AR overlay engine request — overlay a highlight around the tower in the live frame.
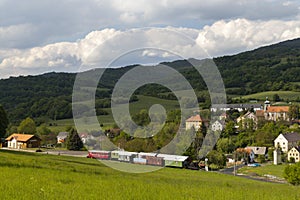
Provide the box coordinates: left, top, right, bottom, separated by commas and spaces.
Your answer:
264, 97, 270, 111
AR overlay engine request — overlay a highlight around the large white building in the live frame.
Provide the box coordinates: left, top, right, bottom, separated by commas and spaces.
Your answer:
274, 132, 300, 153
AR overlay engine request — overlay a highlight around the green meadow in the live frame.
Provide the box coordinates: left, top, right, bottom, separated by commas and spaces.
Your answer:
0, 150, 300, 200
235, 91, 300, 101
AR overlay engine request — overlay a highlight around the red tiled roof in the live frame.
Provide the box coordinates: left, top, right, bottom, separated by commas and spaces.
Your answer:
267, 106, 289, 113
186, 114, 203, 122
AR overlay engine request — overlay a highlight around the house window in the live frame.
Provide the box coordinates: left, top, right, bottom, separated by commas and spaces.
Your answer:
297, 157, 299, 160
283, 142, 285, 145
290, 153, 292, 156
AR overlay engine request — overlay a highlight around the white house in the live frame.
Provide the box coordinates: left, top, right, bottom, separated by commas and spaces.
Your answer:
57, 132, 68, 144
237, 111, 258, 129
274, 132, 300, 153
211, 120, 224, 131
288, 146, 300, 162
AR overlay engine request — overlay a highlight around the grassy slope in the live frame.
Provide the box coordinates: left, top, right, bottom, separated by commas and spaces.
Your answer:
235, 91, 300, 101
0, 150, 299, 200
48, 95, 180, 132
238, 164, 287, 179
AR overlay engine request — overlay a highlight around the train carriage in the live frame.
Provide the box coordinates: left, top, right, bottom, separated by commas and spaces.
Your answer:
158, 154, 188, 168
87, 150, 111, 160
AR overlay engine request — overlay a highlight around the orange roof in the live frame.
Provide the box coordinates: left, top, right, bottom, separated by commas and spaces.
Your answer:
255, 110, 265, 117
186, 114, 203, 122
5, 133, 35, 142
267, 106, 289, 113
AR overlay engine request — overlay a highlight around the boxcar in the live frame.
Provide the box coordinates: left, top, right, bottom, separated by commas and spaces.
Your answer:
145, 156, 164, 166
87, 150, 111, 160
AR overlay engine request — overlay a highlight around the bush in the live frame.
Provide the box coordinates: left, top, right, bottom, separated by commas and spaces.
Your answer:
257, 155, 266, 163
206, 150, 226, 169
283, 162, 300, 185
209, 164, 220, 171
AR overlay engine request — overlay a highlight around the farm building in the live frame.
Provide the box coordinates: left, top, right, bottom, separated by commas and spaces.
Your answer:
6, 133, 41, 149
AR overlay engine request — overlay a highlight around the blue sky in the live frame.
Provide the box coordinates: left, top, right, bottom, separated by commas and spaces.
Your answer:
0, 0, 299, 78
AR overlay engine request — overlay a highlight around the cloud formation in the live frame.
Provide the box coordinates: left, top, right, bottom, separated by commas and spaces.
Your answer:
0, 0, 299, 49
1, 18, 299, 78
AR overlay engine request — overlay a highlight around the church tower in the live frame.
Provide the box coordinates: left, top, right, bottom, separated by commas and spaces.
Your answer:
264, 97, 270, 111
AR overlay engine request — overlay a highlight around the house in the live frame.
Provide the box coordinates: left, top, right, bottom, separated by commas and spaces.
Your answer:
79, 133, 88, 144
211, 120, 224, 131
264, 106, 290, 121
288, 146, 300, 162
245, 146, 268, 158
237, 111, 258, 129
274, 132, 300, 153
57, 132, 69, 144
185, 115, 205, 131
256, 98, 290, 122
6, 133, 41, 149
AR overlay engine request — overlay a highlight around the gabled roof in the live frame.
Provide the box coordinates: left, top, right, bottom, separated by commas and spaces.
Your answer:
290, 146, 300, 153
5, 133, 35, 142
246, 146, 267, 155
282, 132, 300, 142
186, 114, 203, 122
57, 132, 68, 138
267, 106, 289, 113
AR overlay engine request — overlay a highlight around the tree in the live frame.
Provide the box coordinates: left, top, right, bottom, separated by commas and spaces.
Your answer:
284, 162, 300, 185
273, 94, 280, 102
288, 104, 299, 120
0, 105, 9, 138
17, 117, 36, 134
206, 150, 226, 169
66, 128, 84, 150
36, 125, 51, 136
216, 138, 235, 153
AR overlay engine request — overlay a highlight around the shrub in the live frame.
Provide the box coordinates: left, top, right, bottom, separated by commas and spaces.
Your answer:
283, 162, 300, 185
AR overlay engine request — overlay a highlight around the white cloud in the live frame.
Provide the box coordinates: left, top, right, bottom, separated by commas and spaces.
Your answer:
1, 0, 299, 49
1, 18, 300, 78
196, 19, 300, 56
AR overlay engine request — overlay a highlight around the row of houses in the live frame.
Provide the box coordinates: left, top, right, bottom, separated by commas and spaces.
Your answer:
186, 98, 291, 132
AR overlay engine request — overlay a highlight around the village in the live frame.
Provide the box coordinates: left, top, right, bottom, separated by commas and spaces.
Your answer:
2, 97, 300, 175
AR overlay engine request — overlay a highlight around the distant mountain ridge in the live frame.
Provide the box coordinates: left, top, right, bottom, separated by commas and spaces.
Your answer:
1, 38, 300, 122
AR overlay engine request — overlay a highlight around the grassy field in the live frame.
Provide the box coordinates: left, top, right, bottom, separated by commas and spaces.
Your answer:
48, 95, 180, 132
235, 91, 300, 101
238, 163, 286, 179
1, 150, 300, 200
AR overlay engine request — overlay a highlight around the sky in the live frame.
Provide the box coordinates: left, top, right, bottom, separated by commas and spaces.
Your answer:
0, 0, 300, 78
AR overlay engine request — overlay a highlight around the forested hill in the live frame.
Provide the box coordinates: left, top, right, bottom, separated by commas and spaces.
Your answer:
1, 38, 300, 122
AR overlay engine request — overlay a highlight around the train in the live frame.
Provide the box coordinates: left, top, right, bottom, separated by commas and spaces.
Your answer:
87, 150, 190, 168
